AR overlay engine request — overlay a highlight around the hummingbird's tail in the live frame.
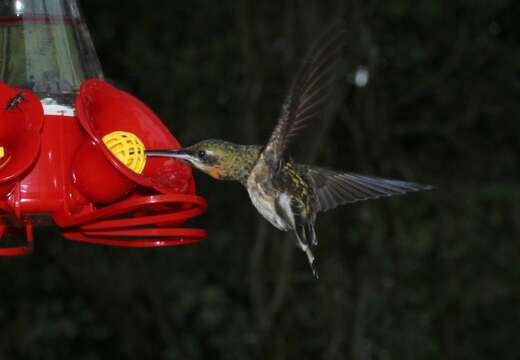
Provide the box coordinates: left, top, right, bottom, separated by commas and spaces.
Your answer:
307, 250, 319, 279
294, 223, 319, 279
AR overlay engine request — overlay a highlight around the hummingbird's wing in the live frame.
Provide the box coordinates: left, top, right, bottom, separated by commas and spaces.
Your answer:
304, 167, 433, 212
262, 22, 346, 169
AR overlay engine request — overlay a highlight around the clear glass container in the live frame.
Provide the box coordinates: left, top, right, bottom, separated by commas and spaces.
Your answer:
0, 0, 103, 112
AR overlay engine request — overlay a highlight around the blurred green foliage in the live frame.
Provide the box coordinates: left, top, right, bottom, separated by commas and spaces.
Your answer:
1, 0, 519, 359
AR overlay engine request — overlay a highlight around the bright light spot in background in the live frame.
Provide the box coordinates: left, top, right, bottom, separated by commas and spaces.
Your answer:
354, 66, 369, 88
14, 0, 24, 16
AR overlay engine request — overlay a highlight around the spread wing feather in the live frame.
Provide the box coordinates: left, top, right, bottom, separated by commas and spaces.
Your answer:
304, 167, 433, 212
262, 22, 346, 168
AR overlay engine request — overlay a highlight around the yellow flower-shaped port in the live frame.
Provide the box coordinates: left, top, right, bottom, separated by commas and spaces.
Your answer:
102, 131, 146, 174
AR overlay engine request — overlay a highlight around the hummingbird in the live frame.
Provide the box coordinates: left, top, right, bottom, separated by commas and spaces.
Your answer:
145, 23, 432, 278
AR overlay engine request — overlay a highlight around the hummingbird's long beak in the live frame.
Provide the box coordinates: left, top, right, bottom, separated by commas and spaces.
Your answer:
144, 149, 193, 161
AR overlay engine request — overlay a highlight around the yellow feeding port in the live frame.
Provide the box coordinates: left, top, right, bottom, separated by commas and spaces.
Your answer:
0, 146, 10, 170
102, 131, 146, 174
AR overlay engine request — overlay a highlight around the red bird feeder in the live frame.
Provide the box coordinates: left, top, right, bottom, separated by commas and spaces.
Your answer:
0, 0, 207, 255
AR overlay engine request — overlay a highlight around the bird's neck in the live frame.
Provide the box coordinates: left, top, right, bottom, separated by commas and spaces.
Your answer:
221, 145, 262, 185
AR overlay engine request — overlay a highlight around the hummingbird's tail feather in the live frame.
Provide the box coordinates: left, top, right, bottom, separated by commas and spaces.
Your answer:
307, 223, 318, 246
304, 166, 433, 212
309, 255, 319, 279
302, 242, 319, 279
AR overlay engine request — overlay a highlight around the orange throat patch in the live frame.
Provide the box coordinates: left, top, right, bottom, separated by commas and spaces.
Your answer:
204, 165, 226, 180
208, 167, 222, 179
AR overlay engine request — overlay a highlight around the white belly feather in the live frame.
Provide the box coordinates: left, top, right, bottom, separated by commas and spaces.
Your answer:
246, 177, 293, 231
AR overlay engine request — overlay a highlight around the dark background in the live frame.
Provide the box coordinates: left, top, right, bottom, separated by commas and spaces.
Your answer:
2, 0, 520, 359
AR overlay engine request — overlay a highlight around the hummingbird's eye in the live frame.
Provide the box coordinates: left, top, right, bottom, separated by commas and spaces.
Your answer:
198, 150, 207, 159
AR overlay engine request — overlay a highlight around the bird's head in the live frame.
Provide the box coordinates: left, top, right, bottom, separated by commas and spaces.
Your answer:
145, 139, 260, 181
